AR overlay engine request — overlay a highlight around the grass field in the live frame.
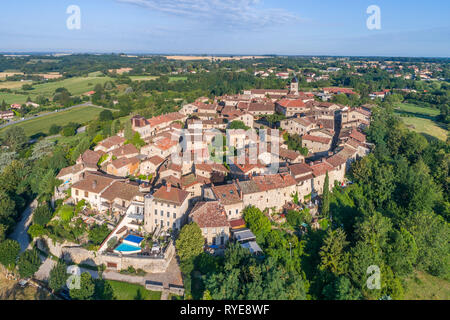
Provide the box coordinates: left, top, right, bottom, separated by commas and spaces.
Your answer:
401, 117, 448, 141
106, 280, 161, 300
394, 102, 441, 117
130, 75, 159, 81
0, 75, 113, 104
0, 80, 32, 89
404, 271, 450, 300
394, 103, 448, 141
0, 106, 103, 137
169, 76, 187, 83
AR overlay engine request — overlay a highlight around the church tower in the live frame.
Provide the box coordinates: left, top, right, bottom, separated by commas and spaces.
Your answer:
290, 75, 299, 95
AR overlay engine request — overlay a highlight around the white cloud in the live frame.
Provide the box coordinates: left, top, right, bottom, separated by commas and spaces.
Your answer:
117, 0, 300, 28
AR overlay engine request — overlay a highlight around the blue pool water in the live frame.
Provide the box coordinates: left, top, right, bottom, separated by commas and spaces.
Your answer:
114, 243, 142, 253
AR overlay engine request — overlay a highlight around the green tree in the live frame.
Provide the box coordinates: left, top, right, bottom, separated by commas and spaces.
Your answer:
243, 206, 271, 243
17, 248, 42, 278
176, 222, 204, 263
0, 239, 20, 269
70, 272, 95, 300
32, 202, 53, 226
319, 228, 349, 275
98, 110, 113, 122
322, 171, 330, 217
48, 261, 68, 293
2, 126, 27, 152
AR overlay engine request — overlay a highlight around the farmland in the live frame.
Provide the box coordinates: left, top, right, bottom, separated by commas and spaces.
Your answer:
168, 76, 187, 83
0, 106, 104, 137
394, 102, 448, 141
130, 75, 160, 81
0, 75, 113, 104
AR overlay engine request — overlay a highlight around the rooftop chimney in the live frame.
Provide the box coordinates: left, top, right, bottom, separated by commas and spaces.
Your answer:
92, 180, 97, 189
167, 184, 171, 192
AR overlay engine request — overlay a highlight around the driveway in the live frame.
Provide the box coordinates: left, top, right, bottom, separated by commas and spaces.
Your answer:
10, 199, 38, 252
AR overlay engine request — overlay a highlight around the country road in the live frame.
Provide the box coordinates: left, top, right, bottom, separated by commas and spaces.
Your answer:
0, 102, 108, 131
10, 199, 38, 252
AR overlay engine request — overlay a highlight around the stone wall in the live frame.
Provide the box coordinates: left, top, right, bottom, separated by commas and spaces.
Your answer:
36, 237, 175, 273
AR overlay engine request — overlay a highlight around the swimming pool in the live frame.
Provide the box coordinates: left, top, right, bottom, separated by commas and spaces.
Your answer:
114, 243, 142, 254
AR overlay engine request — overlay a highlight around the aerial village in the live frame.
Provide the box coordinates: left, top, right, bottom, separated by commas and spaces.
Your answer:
53, 76, 372, 276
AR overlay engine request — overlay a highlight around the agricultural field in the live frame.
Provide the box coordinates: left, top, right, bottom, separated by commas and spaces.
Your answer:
130, 75, 159, 81
0, 106, 104, 137
0, 71, 24, 79
0, 75, 113, 104
106, 280, 161, 300
168, 76, 187, 83
404, 271, 450, 300
394, 103, 448, 141
0, 80, 32, 89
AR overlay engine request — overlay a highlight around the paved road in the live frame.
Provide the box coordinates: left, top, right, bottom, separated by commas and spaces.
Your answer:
0, 102, 106, 130
10, 199, 38, 252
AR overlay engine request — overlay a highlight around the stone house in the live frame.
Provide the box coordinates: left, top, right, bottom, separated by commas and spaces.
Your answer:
189, 201, 230, 247
144, 184, 190, 232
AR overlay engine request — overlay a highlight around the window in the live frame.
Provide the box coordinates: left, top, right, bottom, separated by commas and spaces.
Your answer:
160, 220, 163, 226
160, 210, 164, 216
154, 209, 157, 215
75, 190, 79, 196
155, 219, 157, 224
167, 212, 170, 218
84, 191, 88, 197
167, 221, 170, 227
173, 213, 176, 219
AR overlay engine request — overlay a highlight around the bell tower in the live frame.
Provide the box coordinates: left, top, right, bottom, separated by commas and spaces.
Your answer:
290, 75, 299, 95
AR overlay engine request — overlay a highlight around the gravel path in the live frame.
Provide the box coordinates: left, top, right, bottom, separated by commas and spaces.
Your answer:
10, 199, 38, 252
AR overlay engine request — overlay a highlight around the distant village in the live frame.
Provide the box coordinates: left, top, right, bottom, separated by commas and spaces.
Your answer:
53, 76, 373, 272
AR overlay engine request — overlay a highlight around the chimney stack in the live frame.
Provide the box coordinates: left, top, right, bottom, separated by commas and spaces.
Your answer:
92, 180, 97, 189
167, 183, 171, 192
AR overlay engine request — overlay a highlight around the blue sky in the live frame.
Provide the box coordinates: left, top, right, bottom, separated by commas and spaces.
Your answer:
0, 0, 449, 57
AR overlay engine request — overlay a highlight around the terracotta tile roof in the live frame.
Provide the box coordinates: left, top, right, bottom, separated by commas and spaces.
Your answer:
248, 102, 275, 112
146, 155, 165, 166
195, 163, 229, 173
71, 173, 115, 194
279, 148, 303, 161
211, 183, 242, 205
190, 201, 230, 228
79, 149, 101, 166
337, 146, 358, 159
288, 163, 313, 177
152, 185, 189, 205
110, 144, 139, 158
251, 173, 297, 191
349, 130, 366, 143
325, 154, 347, 168
302, 134, 331, 144
110, 156, 139, 169
277, 98, 307, 108
98, 136, 126, 149
310, 162, 334, 177
147, 112, 185, 127
101, 181, 142, 202
57, 163, 86, 178
154, 137, 178, 151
